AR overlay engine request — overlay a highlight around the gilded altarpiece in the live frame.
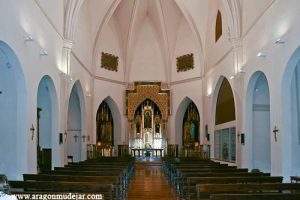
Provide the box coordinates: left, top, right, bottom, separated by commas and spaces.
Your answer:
182, 102, 200, 147
96, 101, 114, 147
125, 82, 170, 153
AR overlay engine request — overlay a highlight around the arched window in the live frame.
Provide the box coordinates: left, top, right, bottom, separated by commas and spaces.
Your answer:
215, 78, 235, 125
215, 10, 222, 42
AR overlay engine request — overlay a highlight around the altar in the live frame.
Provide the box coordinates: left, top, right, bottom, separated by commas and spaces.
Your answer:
125, 82, 170, 158
128, 99, 167, 157
131, 148, 164, 157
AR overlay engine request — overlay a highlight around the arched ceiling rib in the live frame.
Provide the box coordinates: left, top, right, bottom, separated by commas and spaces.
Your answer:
89, 0, 205, 83
66, 0, 242, 81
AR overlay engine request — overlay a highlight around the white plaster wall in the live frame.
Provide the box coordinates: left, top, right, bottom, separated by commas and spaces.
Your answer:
171, 19, 202, 82
202, 0, 300, 179
95, 20, 125, 81
205, 0, 232, 73
129, 18, 166, 82
72, 2, 93, 73
36, 0, 64, 35
169, 80, 204, 145
0, 0, 93, 179
242, 0, 274, 36
240, 0, 300, 178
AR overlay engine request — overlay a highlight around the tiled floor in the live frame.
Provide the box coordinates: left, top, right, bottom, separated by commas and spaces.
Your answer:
128, 162, 177, 200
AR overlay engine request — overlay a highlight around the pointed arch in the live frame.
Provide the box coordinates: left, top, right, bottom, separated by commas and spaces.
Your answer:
67, 80, 86, 162
0, 41, 27, 180
37, 75, 58, 172
175, 97, 200, 146
96, 96, 121, 147
246, 71, 271, 172
282, 46, 300, 177
212, 76, 236, 162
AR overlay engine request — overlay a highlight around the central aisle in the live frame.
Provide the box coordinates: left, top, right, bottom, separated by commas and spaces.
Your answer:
128, 161, 177, 200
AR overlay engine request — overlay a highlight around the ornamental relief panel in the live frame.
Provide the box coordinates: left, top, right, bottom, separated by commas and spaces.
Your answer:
125, 82, 170, 122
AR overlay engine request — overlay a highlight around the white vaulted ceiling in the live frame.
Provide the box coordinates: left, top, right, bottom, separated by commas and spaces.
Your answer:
71, 0, 243, 83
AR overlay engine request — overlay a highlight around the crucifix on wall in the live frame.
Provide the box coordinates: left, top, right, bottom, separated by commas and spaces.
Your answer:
273, 126, 279, 142
30, 124, 35, 141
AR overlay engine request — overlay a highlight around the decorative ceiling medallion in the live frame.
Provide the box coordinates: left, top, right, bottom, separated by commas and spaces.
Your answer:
101, 52, 119, 72
176, 53, 194, 72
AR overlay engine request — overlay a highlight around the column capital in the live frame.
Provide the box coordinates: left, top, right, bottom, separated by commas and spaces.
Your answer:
63, 39, 74, 50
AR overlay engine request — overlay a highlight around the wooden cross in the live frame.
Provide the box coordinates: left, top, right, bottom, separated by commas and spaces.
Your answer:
30, 124, 35, 140
273, 126, 279, 142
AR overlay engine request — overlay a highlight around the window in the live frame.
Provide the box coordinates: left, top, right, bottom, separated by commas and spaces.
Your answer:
215, 78, 236, 125
215, 10, 222, 42
214, 127, 236, 162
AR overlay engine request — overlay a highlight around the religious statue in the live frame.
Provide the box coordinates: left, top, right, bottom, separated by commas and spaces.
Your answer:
183, 122, 191, 146
190, 122, 196, 140
106, 122, 113, 144
155, 123, 160, 133
136, 122, 141, 133
182, 102, 200, 147
144, 110, 152, 129
96, 101, 114, 147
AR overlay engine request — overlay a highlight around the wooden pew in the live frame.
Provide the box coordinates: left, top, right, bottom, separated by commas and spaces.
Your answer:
23, 174, 120, 184
10, 158, 135, 200
197, 183, 300, 199
210, 193, 300, 200
9, 181, 115, 199
184, 176, 283, 200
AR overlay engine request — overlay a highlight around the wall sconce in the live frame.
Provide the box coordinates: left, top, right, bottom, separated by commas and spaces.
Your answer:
24, 35, 34, 42
40, 49, 48, 56
257, 52, 267, 58
275, 38, 285, 45
240, 133, 245, 145
273, 126, 279, 142
64, 131, 67, 142
30, 124, 35, 141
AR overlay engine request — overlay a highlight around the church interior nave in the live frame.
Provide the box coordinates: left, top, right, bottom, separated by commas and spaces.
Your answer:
2, 0, 300, 199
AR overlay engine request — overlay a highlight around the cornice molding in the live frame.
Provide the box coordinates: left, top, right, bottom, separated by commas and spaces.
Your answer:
94, 76, 126, 85
170, 76, 202, 86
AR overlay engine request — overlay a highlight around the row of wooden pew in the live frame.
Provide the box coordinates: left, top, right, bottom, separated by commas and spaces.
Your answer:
162, 158, 300, 200
9, 157, 135, 200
